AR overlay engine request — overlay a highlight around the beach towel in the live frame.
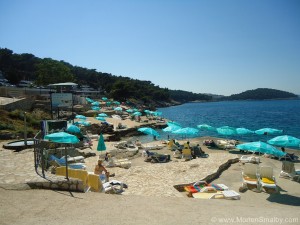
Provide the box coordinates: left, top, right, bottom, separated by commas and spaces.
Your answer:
261, 177, 275, 184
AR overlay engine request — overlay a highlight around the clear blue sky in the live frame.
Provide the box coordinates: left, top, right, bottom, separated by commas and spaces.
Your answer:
1, 0, 299, 96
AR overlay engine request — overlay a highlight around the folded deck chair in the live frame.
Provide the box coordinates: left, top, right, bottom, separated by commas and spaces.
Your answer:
242, 163, 259, 188
49, 155, 86, 170
279, 161, 300, 181
258, 166, 277, 192
87, 174, 124, 194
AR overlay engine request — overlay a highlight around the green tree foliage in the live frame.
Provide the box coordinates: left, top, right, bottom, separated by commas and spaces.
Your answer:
225, 88, 297, 100
0, 48, 212, 104
35, 58, 74, 85
169, 90, 212, 102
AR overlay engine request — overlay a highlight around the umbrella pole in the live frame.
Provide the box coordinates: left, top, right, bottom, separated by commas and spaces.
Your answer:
65, 146, 69, 180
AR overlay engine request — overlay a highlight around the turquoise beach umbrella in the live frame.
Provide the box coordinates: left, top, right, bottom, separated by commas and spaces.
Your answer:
138, 127, 160, 137
44, 132, 79, 144
133, 111, 142, 116
197, 124, 216, 131
75, 115, 86, 120
91, 101, 100, 106
172, 127, 199, 135
267, 135, 300, 149
126, 109, 134, 113
114, 107, 123, 111
98, 113, 108, 117
91, 106, 100, 111
102, 97, 108, 101
216, 126, 237, 136
236, 128, 254, 135
66, 124, 81, 134
255, 128, 283, 135
96, 116, 106, 121
236, 141, 286, 157
97, 133, 106, 151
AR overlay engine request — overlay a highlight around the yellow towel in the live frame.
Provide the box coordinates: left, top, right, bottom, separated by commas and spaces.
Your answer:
262, 177, 275, 184
88, 174, 101, 192
56, 166, 67, 176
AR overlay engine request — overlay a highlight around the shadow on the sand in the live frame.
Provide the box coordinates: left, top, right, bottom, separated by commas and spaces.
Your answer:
52, 190, 83, 199
267, 194, 300, 206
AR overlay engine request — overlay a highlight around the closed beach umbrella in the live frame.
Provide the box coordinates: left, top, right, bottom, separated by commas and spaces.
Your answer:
97, 133, 106, 151
197, 124, 216, 131
66, 124, 81, 134
216, 126, 237, 136
236, 141, 286, 157
98, 113, 108, 117
138, 127, 160, 137
267, 135, 300, 148
44, 132, 79, 144
236, 128, 254, 135
255, 128, 283, 135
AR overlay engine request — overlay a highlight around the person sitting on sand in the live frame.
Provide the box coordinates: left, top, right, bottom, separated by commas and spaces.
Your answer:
94, 159, 114, 182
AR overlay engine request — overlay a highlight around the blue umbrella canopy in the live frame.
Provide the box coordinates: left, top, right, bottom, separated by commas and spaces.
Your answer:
96, 116, 106, 121
97, 133, 106, 151
163, 125, 181, 132
255, 128, 283, 135
75, 115, 86, 120
44, 132, 79, 144
133, 111, 142, 116
138, 127, 160, 137
102, 97, 108, 101
98, 113, 108, 117
267, 135, 300, 148
66, 124, 81, 134
167, 121, 182, 127
74, 121, 91, 126
236, 141, 286, 157
197, 124, 216, 131
126, 109, 134, 113
172, 127, 199, 135
91, 101, 100, 106
114, 107, 123, 111
216, 126, 237, 136
91, 106, 100, 111
236, 128, 254, 135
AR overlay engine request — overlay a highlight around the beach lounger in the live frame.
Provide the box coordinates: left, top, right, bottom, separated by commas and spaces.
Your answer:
258, 166, 278, 192
240, 155, 260, 164
242, 163, 259, 188
279, 161, 300, 181
49, 155, 86, 170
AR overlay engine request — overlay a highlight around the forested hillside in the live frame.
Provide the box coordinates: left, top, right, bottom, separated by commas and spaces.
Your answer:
225, 88, 297, 100
0, 48, 211, 105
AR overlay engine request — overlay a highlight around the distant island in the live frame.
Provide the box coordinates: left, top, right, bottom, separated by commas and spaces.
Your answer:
223, 88, 298, 101
0, 48, 298, 106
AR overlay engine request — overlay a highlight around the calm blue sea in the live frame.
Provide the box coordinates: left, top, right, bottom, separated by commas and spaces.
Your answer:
139, 99, 300, 143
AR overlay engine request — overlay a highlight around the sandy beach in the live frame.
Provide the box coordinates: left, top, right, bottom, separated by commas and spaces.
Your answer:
0, 117, 300, 225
